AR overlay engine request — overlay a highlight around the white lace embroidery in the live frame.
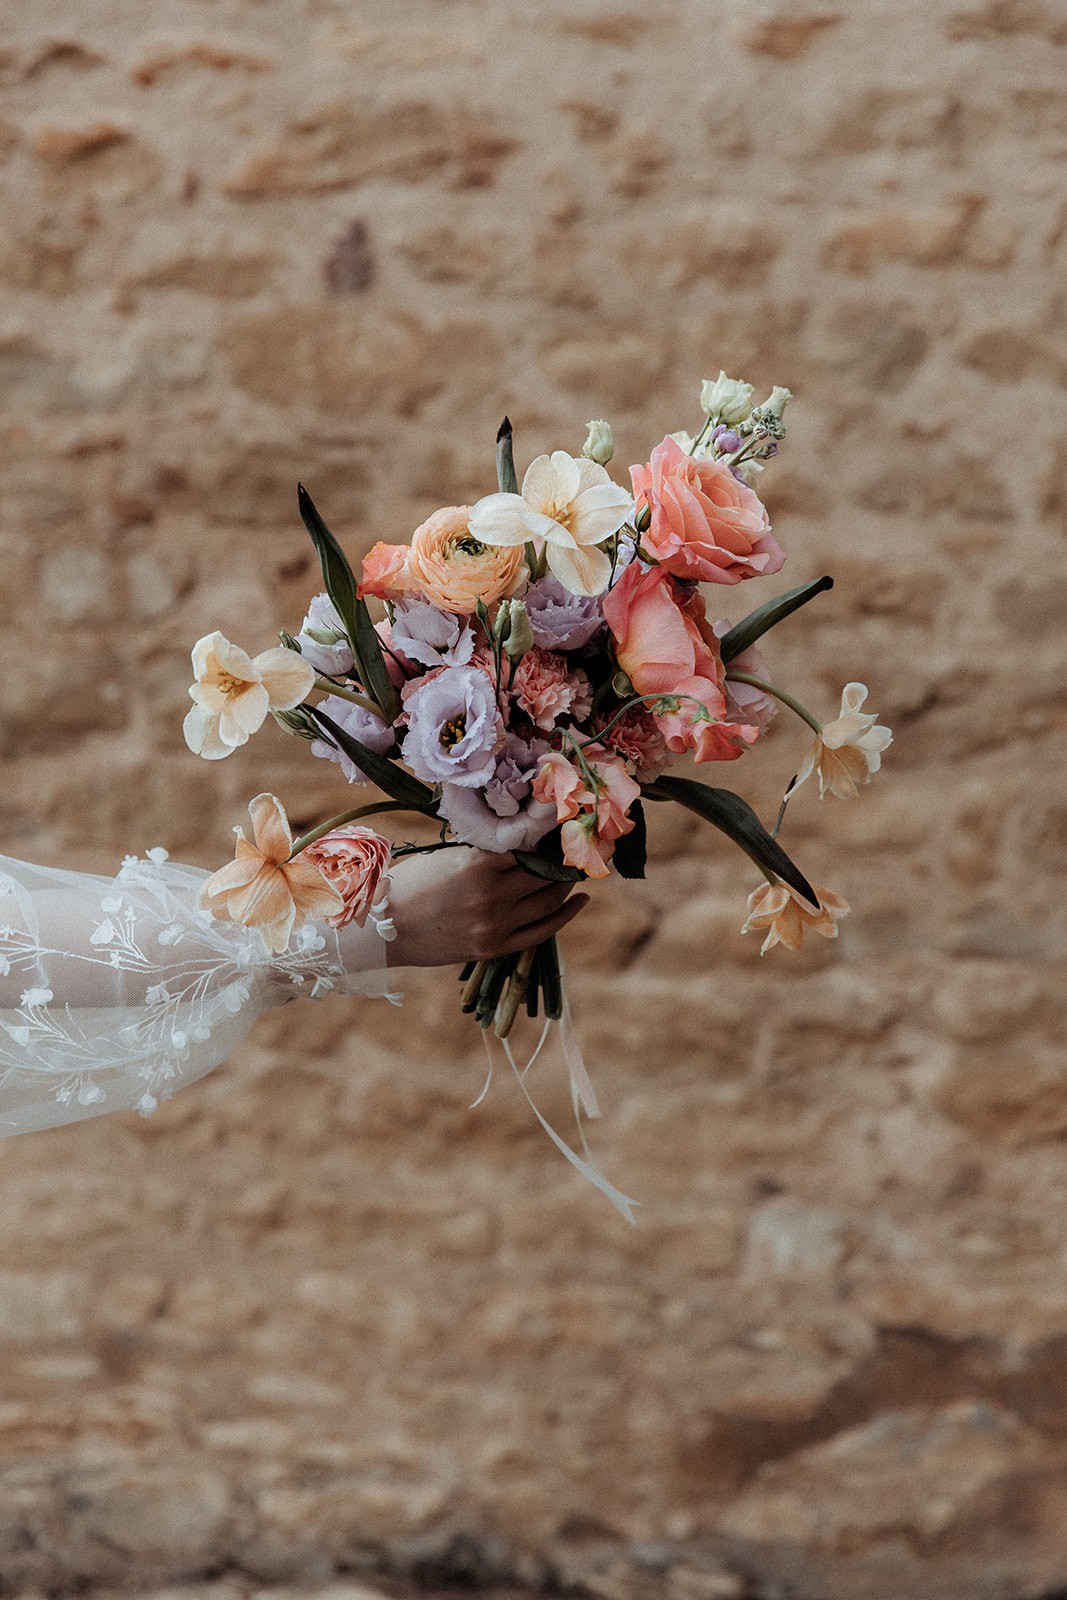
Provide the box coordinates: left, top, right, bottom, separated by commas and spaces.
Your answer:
0, 849, 400, 1137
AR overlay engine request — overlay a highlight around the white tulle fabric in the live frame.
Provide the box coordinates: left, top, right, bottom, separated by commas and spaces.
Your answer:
0, 849, 400, 1137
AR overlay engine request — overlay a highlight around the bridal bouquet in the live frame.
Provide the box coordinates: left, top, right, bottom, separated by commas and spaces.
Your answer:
183, 376, 890, 1215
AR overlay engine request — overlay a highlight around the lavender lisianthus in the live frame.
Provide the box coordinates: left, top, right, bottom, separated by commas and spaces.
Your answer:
310, 694, 395, 784
402, 664, 503, 788
439, 733, 555, 852
390, 596, 475, 670
524, 573, 604, 651
296, 593, 355, 677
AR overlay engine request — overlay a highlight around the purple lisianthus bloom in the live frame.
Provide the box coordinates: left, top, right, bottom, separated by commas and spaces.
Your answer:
402, 665, 503, 788
310, 694, 395, 784
438, 733, 555, 852
524, 574, 604, 651
296, 593, 355, 677
390, 596, 475, 670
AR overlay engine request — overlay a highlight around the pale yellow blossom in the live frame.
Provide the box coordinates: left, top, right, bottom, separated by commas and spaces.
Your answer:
741, 880, 850, 955
183, 631, 315, 760
791, 682, 892, 800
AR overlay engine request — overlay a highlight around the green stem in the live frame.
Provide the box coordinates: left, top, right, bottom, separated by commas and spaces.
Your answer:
314, 676, 380, 714
289, 801, 407, 858
725, 671, 823, 734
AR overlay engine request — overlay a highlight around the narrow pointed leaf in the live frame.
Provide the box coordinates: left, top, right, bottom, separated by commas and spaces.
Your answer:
297, 483, 400, 721
719, 575, 834, 664
496, 416, 518, 494
514, 828, 584, 883
642, 775, 818, 907
306, 704, 437, 814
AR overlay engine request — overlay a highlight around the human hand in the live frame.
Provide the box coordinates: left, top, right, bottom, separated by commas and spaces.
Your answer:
387, 847, 589, 968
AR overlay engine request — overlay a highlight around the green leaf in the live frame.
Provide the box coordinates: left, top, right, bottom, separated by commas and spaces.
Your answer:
642, 775, 818, 908
719, 575, 834, 664
514, 828, 585, 883
297, 483, 401, 722
305, 704, 438, 814
612, 798, 647, 880
496, 416, 518, 494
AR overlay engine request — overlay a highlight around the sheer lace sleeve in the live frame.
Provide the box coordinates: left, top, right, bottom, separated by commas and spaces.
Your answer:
0, 849, 401, 1137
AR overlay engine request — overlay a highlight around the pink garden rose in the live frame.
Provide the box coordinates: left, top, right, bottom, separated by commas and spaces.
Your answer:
301, 825, 392, 930
630, 435, 784, 585
602, 563, 758, 763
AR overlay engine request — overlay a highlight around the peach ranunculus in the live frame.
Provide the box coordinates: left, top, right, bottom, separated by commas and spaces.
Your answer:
469, 451, 633, 597
631, 434, 785, 585
601, 563, 759, 763
790, 682, 893, 800
741, 880, 850, 955
405, 505, 525, 615
301, 824, 392, 930
198, 793, 344, 955
184, 632, 315, 761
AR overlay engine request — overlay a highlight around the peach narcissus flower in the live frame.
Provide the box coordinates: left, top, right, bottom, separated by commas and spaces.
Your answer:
741, 880, 850, 955
184, 632, 315, 761
791, 683, 893, 800
198, 793, 344, 955
469, 451, 633, 597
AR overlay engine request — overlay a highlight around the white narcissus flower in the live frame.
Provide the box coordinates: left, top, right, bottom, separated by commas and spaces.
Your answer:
791, 682, 893, 800
468, 450, 633, 597
183, 631, 315, 760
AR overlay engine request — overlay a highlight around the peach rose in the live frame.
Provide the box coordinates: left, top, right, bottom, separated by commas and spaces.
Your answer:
630, 435, 784, 585
359, 541, 413, 602
406, 506, 525, 615
301, 824, 392, 929
602, 563, 758, 763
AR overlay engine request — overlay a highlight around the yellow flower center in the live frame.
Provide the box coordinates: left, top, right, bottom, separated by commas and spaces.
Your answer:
439, 715, 467, 750
216, 671, 253, 698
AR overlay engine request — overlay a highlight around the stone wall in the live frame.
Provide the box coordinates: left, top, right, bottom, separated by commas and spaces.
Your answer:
0, 1, 1064, 1596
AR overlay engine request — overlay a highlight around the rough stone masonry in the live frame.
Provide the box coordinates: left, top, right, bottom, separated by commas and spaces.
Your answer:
0, 1, 1065, 1597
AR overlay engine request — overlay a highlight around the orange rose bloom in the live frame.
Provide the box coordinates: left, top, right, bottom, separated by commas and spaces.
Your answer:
602, 563, 758, 762
406, 506, 525, 615
631, 435, 784, 585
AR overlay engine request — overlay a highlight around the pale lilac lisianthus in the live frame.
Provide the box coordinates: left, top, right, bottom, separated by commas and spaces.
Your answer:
389, 596, 475, 670
438, 734, 555, 852
524, 574, 604, 651
402, 664, 503, 788
310, 694, 395, 784
297, 593, 355, 677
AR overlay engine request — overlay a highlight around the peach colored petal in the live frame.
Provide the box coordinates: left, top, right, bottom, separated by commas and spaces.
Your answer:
183, 704, 229, 760
218, 682, 270, 743
254, 648, 316, 710
247, 792, 293, 863
283, 857, 346, 920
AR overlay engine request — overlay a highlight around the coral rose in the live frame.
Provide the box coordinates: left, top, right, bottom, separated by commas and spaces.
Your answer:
301, 825, 392, 930
631, 434, 784, 585
602, 563, 758, 763
359, 541, 413, 602
406, 506, 524, 615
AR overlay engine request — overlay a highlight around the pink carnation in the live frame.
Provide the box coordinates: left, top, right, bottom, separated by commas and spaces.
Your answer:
512, 648, 592, 732
600, 706, 671, 782
300, 825, 391, 929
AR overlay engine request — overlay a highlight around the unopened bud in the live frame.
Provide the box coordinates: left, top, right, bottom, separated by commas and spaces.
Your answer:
700, 371, 755, 426
502, 600, 534, 662
581, 418, 615, 466
271, 706, 317, 741
748, 385, 792, 440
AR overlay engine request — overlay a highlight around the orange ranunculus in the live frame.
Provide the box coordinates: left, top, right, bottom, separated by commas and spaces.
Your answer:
198, 793, 344, 955
630, 434, 784, 585
359, 541, 413, 602
741, 880, 850, 955
406, 505, 525, 615
601, 563, 758, 763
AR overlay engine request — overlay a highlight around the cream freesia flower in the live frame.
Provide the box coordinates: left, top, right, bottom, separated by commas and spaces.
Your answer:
183, 631, 315, 760
198, 793, 344, 954
468, 450, 633, 597
741, 880, 850, 955
790, 682, 892, 800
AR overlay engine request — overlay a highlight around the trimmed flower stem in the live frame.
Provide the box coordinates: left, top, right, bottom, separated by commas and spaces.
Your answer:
725, 671, 822, 734
313, 677, 380, 714
289, 801, 409, 859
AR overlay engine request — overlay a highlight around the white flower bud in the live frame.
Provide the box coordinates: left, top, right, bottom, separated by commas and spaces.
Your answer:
699, 371, 755, 426
749, 385, 793, 439
581, 418, 615, 466
502, 600, 534, 662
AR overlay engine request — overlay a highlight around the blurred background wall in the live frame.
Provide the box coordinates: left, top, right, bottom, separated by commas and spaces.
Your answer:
0, 1, 1065, 1596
